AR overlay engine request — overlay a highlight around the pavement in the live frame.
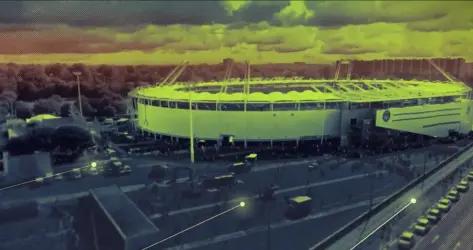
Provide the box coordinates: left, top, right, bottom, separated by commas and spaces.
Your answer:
0, 140, 465, 250
413, 181, 473, 250
317, 142, 473, 250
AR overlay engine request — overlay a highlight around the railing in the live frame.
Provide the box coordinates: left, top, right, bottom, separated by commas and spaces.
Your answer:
311, 141, 473, 250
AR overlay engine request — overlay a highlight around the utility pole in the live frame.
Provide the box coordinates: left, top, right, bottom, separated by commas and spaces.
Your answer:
73, 71, 83, 118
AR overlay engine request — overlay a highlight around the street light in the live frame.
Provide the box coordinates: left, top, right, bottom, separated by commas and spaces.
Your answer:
72, 71, 83, 118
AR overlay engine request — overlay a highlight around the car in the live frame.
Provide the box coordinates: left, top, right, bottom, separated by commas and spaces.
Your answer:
307, 161, 319, 171
44, 172, 54, 184
446, 189, 459, 202
104, 161, 122, 176
148, 164, 169, 180
68, 168, 83, 180
467, 171, 473, 181
426, 208, 441, 224
413, 216, 430, 236
436, 198, 451, 213
29, 177, 44, 188
456, 183, 469, 192
244, 153, 258, 164
260, 184, 279, 201
88, 165, 99, 175
228, 161, 251, 174
119, 164, 132, 175
398, 231, 415, 249
201, 174, 235, 189
54, 173, 64, 181
106, 148, 117, 156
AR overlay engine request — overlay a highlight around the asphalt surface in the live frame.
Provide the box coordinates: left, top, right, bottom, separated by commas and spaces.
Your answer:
322, 142, 473, 250
0, 141, 463, 250
414, 180, 473, 250
128, 146, 454, 250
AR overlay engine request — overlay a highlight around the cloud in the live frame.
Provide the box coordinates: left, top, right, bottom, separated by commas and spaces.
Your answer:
275, 1, 315, 26
0, 25, 170, 54
1, 20, 473, 64
406, 4, 473, 31
1, 0, 472, 32
222, 0, 251, 16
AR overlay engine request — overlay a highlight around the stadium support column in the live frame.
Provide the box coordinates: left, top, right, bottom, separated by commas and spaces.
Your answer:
244, 61, 250, 149
189, 93, 195, 164
321, 102, 326, 143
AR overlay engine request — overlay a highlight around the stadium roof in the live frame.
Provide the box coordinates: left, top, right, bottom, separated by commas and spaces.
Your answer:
131, 79, 471, 103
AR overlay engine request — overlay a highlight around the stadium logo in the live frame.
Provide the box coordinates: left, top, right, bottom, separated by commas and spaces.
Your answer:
382, 110, 391, 122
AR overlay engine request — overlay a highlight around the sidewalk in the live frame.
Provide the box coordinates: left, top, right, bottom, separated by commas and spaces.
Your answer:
312, 143, 473, 250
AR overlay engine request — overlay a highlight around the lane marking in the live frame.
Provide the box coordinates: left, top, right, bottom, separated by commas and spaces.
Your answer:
165, 196, 387, 250
0, 160, 109, 192
350, 200, 415, 250
143, 203, 243, 250
431, 235, 440, 244
149, 170, 387, 219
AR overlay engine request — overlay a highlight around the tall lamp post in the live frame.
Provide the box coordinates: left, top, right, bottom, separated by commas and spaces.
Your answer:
72, 71, 83, 118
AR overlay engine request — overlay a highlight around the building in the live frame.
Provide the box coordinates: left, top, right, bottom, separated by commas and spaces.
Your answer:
129, 78, 473, 147
80, 185, 160, 250
1, 151, 52, 183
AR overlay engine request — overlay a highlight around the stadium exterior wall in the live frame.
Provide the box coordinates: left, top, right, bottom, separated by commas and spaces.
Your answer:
136, 104, 341, 141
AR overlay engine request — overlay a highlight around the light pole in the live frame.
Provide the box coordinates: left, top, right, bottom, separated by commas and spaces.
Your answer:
72, 71, 83, 118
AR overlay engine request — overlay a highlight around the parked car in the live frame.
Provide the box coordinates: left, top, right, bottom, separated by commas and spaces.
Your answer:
413, 216, 430, 236
446, 189, 459, 202
467, 171, 473, 181
426, 208, 441, 224
436, 198, 451, 213
398, 231, 415, 249
456, 183, 469, 192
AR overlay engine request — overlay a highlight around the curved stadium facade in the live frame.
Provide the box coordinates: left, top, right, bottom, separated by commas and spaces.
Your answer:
129, 79, 473, 145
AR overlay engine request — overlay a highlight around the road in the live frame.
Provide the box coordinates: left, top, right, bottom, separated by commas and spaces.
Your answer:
0, 142, 462, 250
317, 142, 473, 250
413, 176, 473, 250
130, 146, 456, 250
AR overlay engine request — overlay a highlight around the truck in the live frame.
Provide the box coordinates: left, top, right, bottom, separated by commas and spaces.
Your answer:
285, 196, 312, 219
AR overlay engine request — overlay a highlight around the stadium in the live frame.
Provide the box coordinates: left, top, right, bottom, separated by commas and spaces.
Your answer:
129, 74, 473, 150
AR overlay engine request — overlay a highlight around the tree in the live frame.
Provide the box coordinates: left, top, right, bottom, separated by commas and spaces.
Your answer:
15, 101, 33, 119
5, 135, 35, 155
52, 126, 93, 150
60, 103, 71, 117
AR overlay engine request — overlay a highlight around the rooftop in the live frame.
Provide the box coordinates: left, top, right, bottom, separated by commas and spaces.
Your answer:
131, 78, 471, 103
89, 185, 159, 240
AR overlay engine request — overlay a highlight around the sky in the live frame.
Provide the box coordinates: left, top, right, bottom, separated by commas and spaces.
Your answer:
0, 0, 472, 65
